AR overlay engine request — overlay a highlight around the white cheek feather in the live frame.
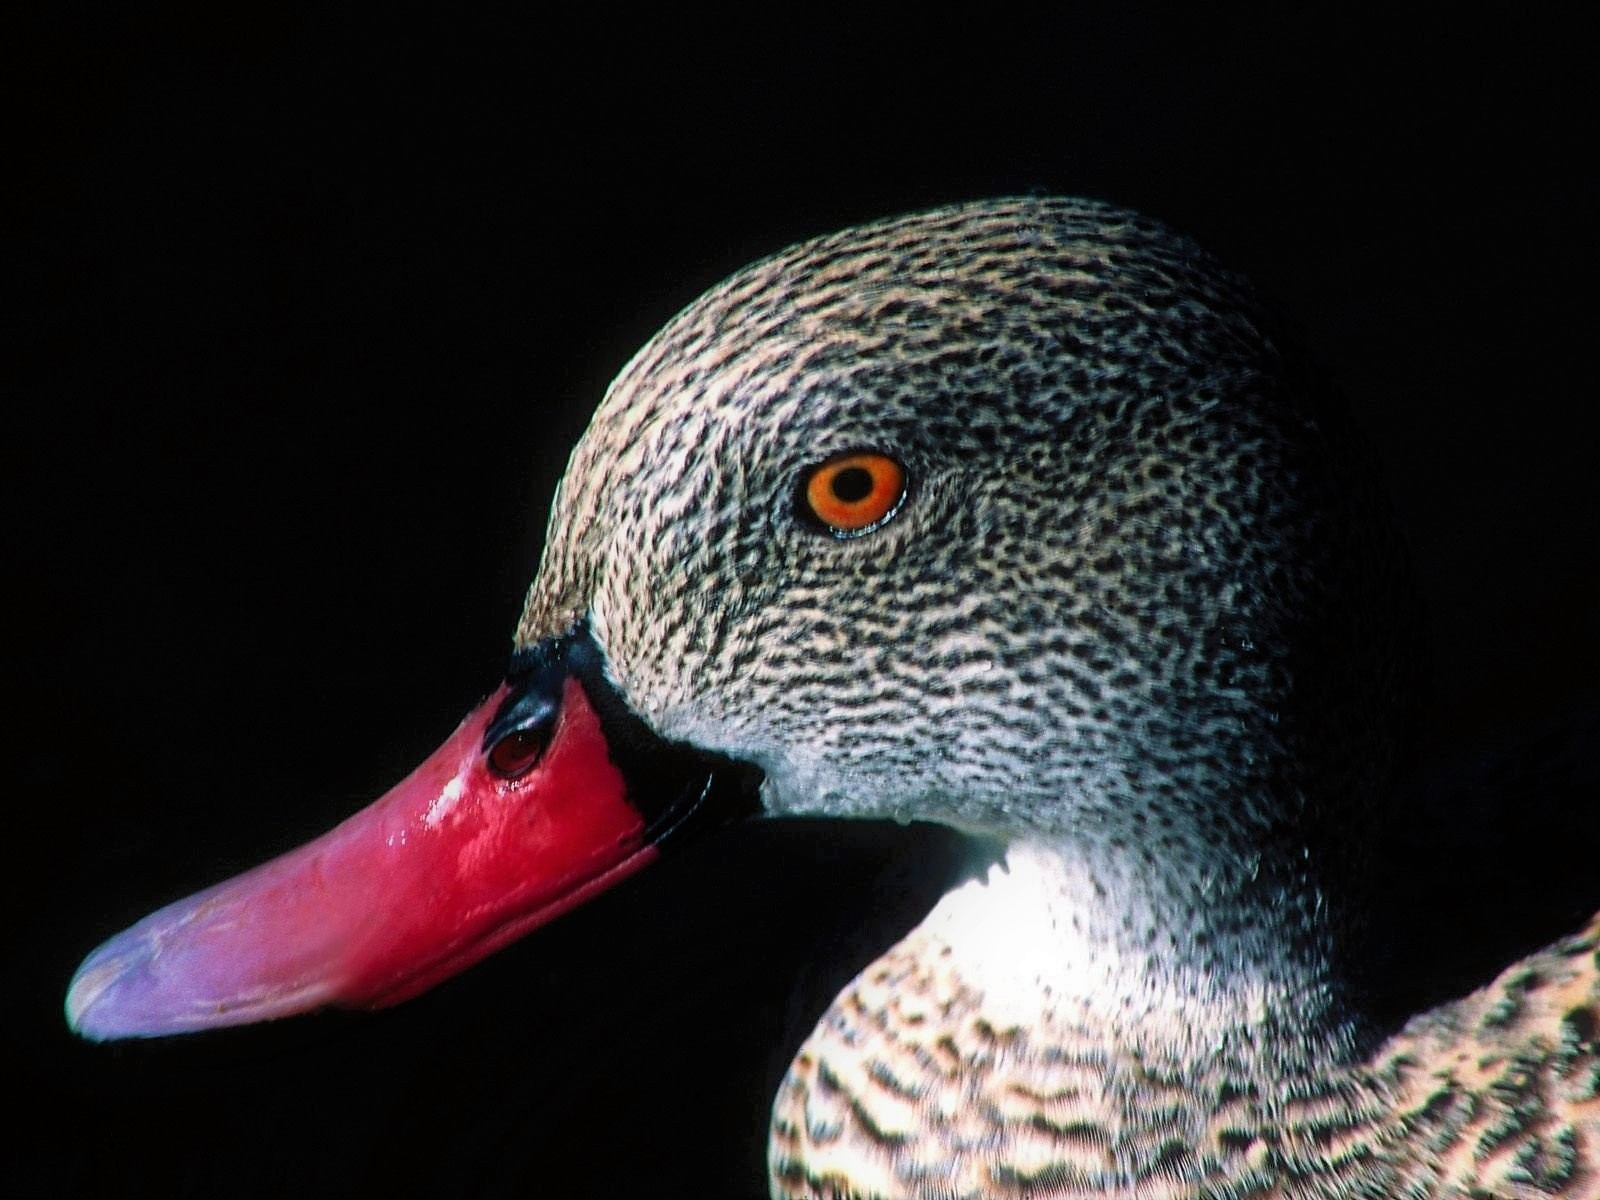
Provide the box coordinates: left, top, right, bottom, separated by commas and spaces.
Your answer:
920, 841, 1120, 1029
919, 840, 1285, 1034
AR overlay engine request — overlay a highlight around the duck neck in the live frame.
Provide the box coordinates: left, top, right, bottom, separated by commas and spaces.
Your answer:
922, 835, 1370, 1073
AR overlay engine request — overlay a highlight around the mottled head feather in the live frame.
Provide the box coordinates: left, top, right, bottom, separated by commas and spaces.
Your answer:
519, 197, 1408, 878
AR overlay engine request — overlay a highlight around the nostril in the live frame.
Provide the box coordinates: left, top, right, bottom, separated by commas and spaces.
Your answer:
483, 633, 573, 775
488, 727, 549, 778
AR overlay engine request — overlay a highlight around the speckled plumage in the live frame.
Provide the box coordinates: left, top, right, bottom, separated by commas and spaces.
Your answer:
512, 198, 1599, 1197
769, 900, 1600, 1199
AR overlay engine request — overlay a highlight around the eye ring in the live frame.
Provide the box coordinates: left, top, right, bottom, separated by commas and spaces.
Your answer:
799, 451, 907, 538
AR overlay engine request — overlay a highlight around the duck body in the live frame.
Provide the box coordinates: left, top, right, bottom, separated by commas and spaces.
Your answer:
772, 864, 1600, 1198
66, 198, 1600, 1198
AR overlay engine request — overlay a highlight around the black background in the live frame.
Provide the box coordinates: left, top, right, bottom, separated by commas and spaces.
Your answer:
7, 9, 1597, 1198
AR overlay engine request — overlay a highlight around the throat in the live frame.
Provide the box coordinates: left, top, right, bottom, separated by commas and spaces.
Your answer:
922, 838, 1367, 1070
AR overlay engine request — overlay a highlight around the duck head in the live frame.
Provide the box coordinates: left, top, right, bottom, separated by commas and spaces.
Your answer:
68, 198, 1410, 1057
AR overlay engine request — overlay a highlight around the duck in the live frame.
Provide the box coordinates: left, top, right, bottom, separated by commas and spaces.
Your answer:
65, 196, 1600, 1198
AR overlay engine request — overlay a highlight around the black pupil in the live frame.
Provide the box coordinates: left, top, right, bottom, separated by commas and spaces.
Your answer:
830, 466, 875, 503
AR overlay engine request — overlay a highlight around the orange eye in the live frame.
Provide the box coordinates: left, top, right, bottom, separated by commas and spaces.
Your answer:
801, 452, 907, 537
